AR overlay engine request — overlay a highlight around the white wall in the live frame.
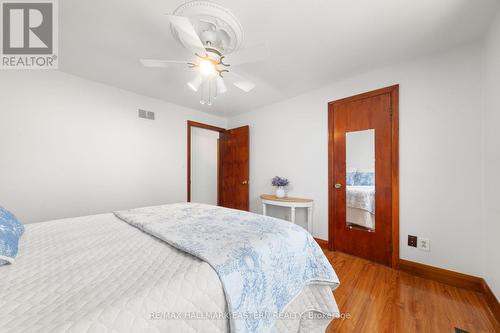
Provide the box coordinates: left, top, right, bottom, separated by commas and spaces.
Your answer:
346, 130, 375, 172
482, 12, 500, 298
228, 43, 486, 277
191, 127, 219, 205
0, 71, 226, 223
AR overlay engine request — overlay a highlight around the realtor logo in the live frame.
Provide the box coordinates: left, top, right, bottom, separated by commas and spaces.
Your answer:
1, 0, 58, 69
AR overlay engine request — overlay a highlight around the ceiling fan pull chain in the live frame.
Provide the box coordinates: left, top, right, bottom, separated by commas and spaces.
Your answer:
214, 77, 218, 100
208, 79, 213, 106
200, 80, 206, 105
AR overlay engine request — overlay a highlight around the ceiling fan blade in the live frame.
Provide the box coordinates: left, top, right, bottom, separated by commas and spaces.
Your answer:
166, 15, 206, 56
140, 59, 188, 68
226, 71, 256, 92
187, 75, 203, 92
226, 43, 269, 66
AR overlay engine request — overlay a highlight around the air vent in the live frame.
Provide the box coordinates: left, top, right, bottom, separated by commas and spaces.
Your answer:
138, 109, 155, 120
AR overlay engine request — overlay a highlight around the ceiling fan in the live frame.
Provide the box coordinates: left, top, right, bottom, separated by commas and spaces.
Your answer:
140, 1, 267, 106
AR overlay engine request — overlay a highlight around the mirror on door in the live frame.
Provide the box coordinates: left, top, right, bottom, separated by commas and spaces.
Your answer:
345, 129, 376, 232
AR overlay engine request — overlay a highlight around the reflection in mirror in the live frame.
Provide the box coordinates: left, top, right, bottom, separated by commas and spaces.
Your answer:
346, 129, 375, 232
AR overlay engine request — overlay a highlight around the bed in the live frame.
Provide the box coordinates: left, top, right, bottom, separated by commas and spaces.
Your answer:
0, 204, 339, 333
346, 185, 375, 230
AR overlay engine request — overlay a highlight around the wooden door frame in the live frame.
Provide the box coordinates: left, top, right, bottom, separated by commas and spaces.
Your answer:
187, 120, 225, 204
328, 85, 400, 268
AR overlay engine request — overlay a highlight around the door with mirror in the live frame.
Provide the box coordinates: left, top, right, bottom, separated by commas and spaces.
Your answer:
329, 86, 398, 267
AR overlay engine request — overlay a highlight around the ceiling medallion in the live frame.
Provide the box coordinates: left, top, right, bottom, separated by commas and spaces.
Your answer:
172, 1, 244, 55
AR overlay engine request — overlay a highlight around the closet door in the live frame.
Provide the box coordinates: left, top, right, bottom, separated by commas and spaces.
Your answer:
329, 86, 398, 267
220, 126, 249, 211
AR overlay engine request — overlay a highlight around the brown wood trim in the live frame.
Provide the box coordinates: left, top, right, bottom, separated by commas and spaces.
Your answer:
391, 85, 400, 268
314, 238, 329, 250
327, 103, 335, 251
187, 123, 191, 202
187, 121, 225, 203
327, 85, 400, 266
217, 138, 221, 205
399, 259, 500, 324
399, 259, 483, 292
327, 85, 400, 107
187, 120, 225, 132
481, 278, 500, 323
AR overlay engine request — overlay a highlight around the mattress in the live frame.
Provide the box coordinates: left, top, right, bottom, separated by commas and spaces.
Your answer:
0, 213, 339, 333
346, 185, 375, 214
347, 207, 375, 230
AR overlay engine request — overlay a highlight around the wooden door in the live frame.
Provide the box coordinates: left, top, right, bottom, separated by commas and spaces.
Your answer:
329, 86, 399, 267
220, 126, 249, 211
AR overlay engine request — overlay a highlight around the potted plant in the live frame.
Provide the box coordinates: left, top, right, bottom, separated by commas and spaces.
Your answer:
272, 176, 289, 198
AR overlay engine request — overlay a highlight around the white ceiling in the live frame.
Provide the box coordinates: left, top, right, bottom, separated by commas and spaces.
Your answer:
60, 0, 500, 117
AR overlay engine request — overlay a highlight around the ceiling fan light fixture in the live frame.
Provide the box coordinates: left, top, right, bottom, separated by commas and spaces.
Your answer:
141, 2, 259, 106
187, 75, 203, 92
199, 59, 216, 77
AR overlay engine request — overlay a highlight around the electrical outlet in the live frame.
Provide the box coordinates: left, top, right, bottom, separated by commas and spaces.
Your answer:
408, 235, 417, 247
418, 237, 430, 251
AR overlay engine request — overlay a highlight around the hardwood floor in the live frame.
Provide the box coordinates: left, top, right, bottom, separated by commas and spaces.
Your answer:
325, 251, 499, 333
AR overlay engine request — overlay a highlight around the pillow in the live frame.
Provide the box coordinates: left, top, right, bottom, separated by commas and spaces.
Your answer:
354, 172, 375, 186
346, 168, 357, 186
0, 207, 25, 266
346, 172, 357, 186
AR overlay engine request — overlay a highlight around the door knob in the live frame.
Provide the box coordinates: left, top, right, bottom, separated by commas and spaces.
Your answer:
334, 183, 342, 189
242, 180, 248, 185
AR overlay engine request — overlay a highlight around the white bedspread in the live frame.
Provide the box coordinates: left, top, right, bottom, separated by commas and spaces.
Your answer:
346, 186, 375, 214
114, 203, 339, 333
0, 212, 339, 333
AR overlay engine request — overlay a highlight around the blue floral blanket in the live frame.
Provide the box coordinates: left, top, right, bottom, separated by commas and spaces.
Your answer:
114, 203, 339, 333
